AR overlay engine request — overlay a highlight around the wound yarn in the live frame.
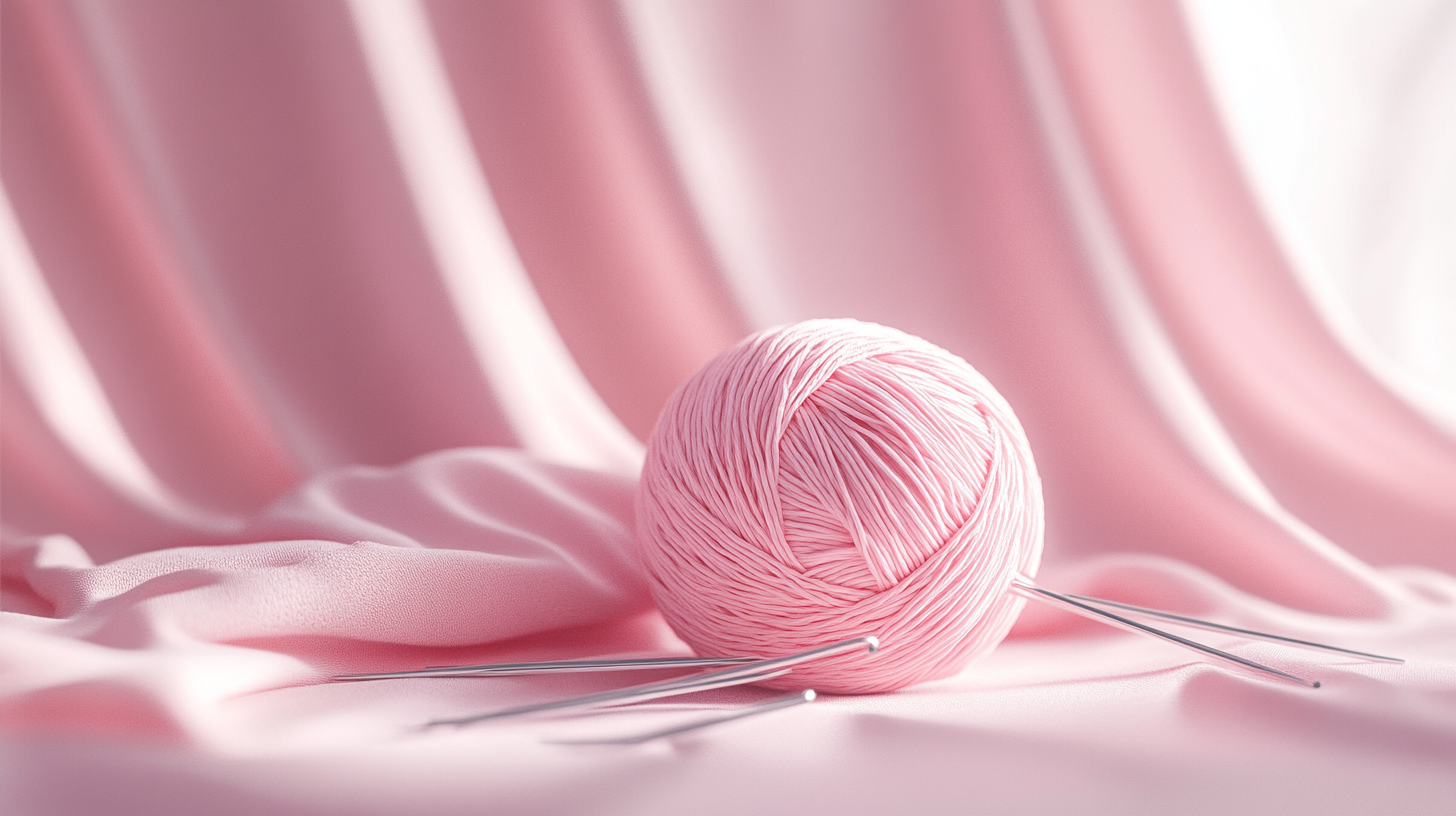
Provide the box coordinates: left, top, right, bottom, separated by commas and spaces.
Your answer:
637, 319, 1044, 694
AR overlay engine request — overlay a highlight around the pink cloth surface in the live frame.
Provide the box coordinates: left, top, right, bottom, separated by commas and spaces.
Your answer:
3, 1, 1456, 814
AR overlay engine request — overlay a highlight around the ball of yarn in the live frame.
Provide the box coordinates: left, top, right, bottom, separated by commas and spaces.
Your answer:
637, 319, 1043, 694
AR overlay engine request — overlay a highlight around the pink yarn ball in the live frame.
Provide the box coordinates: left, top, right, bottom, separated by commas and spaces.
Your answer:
637, 319, 1044, 694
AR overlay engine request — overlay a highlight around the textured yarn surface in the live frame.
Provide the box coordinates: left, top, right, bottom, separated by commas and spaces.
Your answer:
637, 319, 1045, 693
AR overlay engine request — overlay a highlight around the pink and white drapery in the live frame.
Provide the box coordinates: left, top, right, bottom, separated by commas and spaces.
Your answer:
3, 1, 1455, 813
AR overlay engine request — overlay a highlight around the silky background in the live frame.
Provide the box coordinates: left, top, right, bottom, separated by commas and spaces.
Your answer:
3, 1, 1455, 814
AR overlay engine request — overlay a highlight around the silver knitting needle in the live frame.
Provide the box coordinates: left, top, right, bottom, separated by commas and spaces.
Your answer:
333, 655, 760, 681
1065, 593, 1404, 664
422, 665, 796, 728
546, 689, 818, 746
426, 635, 878, 728
1011, 581, 1320, 687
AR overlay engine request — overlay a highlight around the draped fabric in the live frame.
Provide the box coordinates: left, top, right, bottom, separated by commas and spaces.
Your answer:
3, 1, 1454, 813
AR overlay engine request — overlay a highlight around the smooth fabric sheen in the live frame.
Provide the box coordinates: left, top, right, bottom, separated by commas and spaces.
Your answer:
3, 1, 1455, 814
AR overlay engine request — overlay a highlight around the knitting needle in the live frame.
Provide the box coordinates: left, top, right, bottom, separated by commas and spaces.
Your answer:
545, 689, 818, 745
333, 655, 760, 682
426, 635, 878, 728
1065, 593, 1403, 664
1011, 581, 1320, 687
422, 665, 796, 729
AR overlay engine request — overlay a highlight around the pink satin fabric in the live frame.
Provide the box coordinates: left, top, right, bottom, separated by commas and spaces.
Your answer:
3, 1, 1455, 814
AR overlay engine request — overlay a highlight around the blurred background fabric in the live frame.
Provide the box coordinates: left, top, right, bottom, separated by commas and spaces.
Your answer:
3, 1, 1455, 814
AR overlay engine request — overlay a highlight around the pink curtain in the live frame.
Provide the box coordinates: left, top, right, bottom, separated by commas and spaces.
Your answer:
3, 1, 1454, 813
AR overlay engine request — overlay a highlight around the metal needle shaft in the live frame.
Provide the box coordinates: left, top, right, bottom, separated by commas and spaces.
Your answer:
427, 635, 878, 728
1011, 581, 1320, 687
1066, 593, 1403, 664
333, 655, 760, 681
547, 690, 818, 745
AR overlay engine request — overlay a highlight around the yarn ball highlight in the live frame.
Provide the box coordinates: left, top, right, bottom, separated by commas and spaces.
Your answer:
637, 319, 1044, 694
